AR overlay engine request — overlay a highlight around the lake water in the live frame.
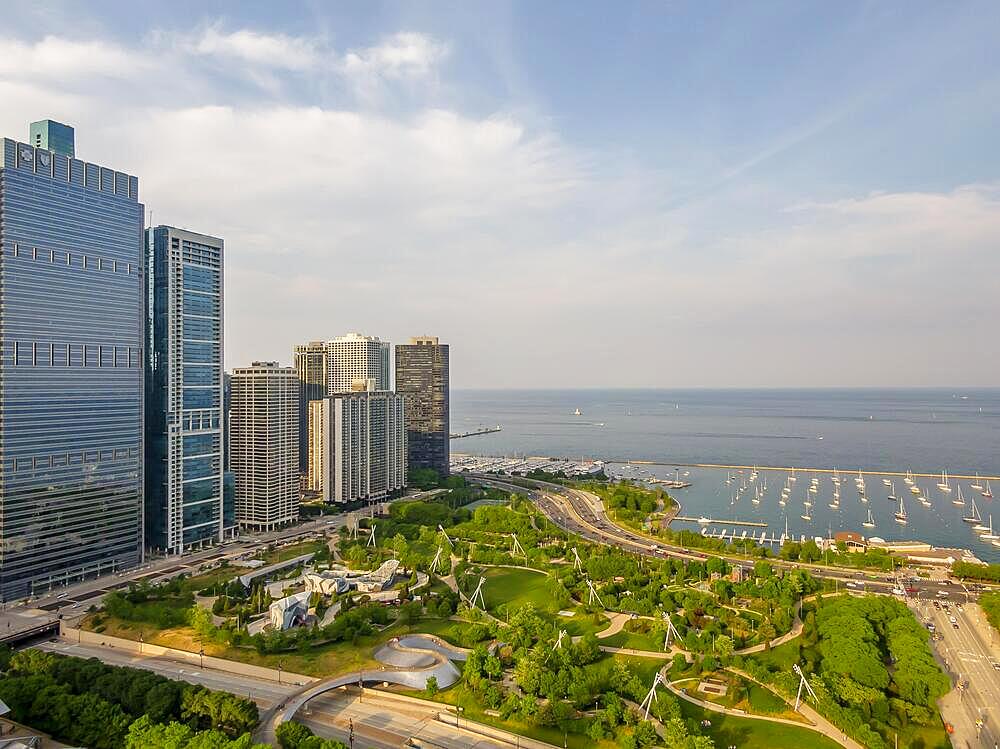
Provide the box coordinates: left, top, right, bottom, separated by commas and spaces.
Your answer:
451, 389, 1000, 560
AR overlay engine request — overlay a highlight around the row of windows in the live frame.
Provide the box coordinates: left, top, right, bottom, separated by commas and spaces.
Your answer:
10, 140, 139, 200
182, 412, 221, 431
7, 242, 137, 274
11, 341, 139, 368
8, 446, 139, 472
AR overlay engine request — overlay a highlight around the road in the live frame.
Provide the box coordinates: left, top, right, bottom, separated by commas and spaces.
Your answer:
913, 598, 1000, 748
474, 473, 935, 597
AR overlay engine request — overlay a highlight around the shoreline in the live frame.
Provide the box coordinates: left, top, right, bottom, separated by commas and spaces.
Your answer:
452, 453, 1000, 481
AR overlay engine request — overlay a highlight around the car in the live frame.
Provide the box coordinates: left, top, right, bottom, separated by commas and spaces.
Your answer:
936, 590, 949, 598
953, 623, 959, 630
892, 588, 905, 595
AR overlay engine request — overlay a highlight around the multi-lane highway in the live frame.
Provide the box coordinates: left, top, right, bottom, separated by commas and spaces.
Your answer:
473, 473, 951, 597
914, 598, 1000, 747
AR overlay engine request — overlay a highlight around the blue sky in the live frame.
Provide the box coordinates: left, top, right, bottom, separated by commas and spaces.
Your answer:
2, 1, 998, 386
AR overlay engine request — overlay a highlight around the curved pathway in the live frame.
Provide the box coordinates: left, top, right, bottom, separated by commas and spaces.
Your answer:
666, 669, 863, 749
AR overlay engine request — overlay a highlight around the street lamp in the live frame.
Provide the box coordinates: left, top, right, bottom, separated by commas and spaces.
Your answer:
199, 647, 205, 669
139, 633, 144, 655
277, 662, 283, 684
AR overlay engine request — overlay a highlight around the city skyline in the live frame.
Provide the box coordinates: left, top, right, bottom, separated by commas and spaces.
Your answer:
1, 3, 998, 388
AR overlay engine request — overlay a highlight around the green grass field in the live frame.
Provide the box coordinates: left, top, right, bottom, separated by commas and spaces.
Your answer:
676, 695, 841, 749
600, 628, 666, 651
748, 635, 802, 673
476, 566, 608, 636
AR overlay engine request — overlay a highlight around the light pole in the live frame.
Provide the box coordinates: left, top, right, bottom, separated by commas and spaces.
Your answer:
139, 632, 144, 655
199, 647, 205, 670
277, 662, 283, 684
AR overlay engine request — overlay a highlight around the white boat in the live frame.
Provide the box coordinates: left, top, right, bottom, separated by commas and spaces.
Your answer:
832, 469, 841, 484
801, 513, 812, 521
952, 483, 967, 507
904, 469, 914, 486
984, 480, 993, 499
574, 408, 582, 416
862, 508, 876, 529
887, 481, 898, 501
938, 470, 952, 493
962, 495, 981, 524
972, 473, 984, 492
882, 478, 892, 487
697, 516, 711, 525
778, 498, 786, 507
809, 485, 818, 494
919, 496, 932, 508
894, 496, 908, 525
981, 515, 999, 541
788, 469, 797, 483
828, 501, 840, 509
859, 494, 869, 504
909, 485, 921, 495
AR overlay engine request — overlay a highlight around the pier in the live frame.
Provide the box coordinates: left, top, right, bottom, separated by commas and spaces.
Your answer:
674, 516, 768, 528
450, 425, 503, 439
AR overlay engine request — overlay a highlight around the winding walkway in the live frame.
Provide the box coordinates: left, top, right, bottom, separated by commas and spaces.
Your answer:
666, 668, 863, 749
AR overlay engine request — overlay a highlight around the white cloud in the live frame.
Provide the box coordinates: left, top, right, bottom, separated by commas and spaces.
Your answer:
342, 32, 449, 80
0, 36, 145, 79
182, 27, 326, 71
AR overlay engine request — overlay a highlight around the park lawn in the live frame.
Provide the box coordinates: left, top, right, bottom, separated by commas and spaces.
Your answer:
402, 617, 491, 647
476, 566, 608, 636
748, 635, 802, 673
676, 695, 841, 749
480, 566, 552, 613
600, 628, 666, 652
675, 673, 806, 723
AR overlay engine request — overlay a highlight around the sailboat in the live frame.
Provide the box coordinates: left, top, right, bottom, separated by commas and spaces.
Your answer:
862, 507, 876, 529
573, 407, 582, 416
859, 492, 869, 504
904, 469, 914, 486
882, 477, 892, 487
938, 470, 952, 493
829, 499, 840, 509
887, 481, 898, 501
983, 480, 993, 499
909, 484, 921, 495
894, 496, 908, 525
919, 494, 932, 508
962, 495, 982, 524
788, 468, 797, 483
832, 469, 841, 485
972, 473, 984, 492
980, 515, 999, 542
952, 483, 967, 507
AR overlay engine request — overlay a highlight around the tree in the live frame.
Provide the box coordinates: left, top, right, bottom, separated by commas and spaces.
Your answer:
714, 634, 734, 660
425, 676, 439, 697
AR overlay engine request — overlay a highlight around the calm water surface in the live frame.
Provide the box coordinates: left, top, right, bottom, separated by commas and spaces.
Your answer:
452, 389, 1000, 560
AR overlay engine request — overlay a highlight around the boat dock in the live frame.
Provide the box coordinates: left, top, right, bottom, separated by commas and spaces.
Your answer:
674, 516, 768, 528
450, 426, 503, 439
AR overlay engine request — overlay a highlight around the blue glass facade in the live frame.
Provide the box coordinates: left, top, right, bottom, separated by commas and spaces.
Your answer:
0, 137, 144, 601
145, 226, 230, 554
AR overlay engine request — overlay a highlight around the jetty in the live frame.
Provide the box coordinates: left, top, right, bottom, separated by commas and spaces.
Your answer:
674, 516, 768, 528
450, 425, 502, 439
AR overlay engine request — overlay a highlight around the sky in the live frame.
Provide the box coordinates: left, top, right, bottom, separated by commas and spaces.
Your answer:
1, 1, 998, 388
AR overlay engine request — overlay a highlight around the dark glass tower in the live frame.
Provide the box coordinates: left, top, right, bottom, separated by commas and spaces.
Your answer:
394, 336, 449, 477
0, 130, 144, 601
145, 226, 230, 554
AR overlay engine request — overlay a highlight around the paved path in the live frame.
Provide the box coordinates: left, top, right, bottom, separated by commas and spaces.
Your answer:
595, 611, 631, 638
666, 668, 863, 749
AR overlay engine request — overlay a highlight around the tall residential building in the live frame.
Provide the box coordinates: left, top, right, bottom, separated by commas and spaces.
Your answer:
395, 336, 450, 477
230, 362, 299, 531
307, 400, 326, 493
29, 119, 75, 158
293, 341, 326, 473
324, 333, 391, 393
0, 126, 144, 601
310, 387, 406, 504
145, 226, 232, 555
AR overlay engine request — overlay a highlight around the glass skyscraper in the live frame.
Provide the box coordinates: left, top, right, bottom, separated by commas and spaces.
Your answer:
145, 226, 231, 554
0, 129, 144, 601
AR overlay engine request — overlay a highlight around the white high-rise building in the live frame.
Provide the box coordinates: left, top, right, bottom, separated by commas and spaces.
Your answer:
309, 387, 406, 504
230, 362, 299, 531
324, 333, 391, 393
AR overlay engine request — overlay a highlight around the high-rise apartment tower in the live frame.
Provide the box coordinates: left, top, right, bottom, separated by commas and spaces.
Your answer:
293, 341, 326, 474
395, 336, 450, 477
230, 362, 299, 531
